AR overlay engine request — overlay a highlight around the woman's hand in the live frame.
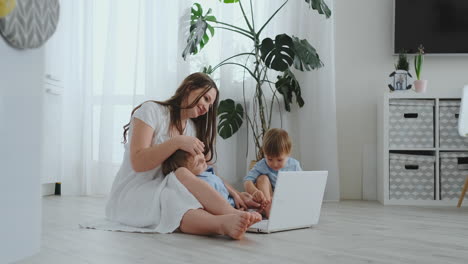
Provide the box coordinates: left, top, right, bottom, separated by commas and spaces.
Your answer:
175, 135, 205, 156
239, 192, 261, 209
231, 192, 247, 211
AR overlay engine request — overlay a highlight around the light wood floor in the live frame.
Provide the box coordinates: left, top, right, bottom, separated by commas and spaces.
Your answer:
19, 196, 468, 264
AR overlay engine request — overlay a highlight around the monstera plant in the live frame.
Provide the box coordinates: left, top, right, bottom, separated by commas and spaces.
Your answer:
182, 0, 331, 160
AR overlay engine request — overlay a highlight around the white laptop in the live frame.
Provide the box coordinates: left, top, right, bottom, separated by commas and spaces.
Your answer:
247, 171, 328, 233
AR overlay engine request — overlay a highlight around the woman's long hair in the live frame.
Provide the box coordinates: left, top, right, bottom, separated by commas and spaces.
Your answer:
122, 72, 219, 162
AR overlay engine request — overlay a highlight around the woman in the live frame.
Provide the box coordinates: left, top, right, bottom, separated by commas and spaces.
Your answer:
105, 72, 261, 239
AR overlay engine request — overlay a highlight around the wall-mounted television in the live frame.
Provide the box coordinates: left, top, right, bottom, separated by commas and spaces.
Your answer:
394, 0, 468, 54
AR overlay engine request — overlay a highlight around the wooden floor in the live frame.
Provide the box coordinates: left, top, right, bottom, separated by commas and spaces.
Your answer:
19, 196, 468, 264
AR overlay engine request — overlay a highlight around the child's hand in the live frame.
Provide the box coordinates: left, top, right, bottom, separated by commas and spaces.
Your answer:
252, 190, 266, 204
250, 191, 269, 214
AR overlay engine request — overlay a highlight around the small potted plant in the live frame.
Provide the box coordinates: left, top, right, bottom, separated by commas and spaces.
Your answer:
388, 50, 412, 91
414, 45, 427, 93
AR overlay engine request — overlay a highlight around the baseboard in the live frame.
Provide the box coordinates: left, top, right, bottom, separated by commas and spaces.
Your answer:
41, 183, 55, 196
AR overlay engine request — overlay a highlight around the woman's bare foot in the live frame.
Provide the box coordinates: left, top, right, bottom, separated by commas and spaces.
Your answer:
248, 211, 262, 224
219, 213, 250, 239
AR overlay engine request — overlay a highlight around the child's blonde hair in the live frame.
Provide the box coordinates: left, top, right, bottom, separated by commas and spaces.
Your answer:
262, 128, 292, 157
161, 150, 190, 176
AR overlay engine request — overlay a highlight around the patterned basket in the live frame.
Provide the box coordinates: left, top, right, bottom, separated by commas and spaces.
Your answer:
440, 152, 468, 200
389, 99, 434, 148
439, 100, 468, 148
389, 153, 435, 200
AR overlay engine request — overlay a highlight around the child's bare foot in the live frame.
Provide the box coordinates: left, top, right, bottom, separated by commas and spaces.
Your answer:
264, 202, 272, 219
219, 213, 250, 239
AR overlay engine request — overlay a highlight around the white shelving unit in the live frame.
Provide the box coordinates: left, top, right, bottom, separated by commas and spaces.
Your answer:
378, 90, 468, 206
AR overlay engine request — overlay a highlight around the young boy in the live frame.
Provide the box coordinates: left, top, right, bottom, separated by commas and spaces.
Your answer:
162, 150, 263, 211
243, 128, 302, 218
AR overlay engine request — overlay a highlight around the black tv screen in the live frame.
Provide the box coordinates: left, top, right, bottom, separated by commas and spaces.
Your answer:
394, 0, 468, 54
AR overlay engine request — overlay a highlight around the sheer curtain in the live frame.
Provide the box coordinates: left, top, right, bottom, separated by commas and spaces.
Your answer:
60, 0, 195, 195
58, 0, 339, 199
295, 0, 340, 201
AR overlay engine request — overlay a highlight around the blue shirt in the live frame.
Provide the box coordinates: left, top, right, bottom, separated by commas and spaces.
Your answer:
198, 167, 235, 207
243, 157, 302, 189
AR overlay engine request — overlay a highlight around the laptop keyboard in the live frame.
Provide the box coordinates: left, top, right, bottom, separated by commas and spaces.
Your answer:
251, 219, 268, 229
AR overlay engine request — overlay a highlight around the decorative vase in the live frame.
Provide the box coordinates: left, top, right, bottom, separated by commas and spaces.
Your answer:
414, 80, 428, 93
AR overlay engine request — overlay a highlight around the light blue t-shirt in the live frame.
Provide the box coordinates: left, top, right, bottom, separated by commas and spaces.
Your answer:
243, 157, 302, 189
198, 167, 235, 207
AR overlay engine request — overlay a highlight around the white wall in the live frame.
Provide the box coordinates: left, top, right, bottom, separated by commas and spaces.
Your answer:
0, 41, 44, 262
335, 0, 468, 199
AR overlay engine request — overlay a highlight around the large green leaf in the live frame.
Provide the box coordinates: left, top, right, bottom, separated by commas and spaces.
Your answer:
291, 36, 323, 71
260, 34, 295, 72
275, 69, 304, 112
217, 99, 244, 139
182, 3, 216, 60
218, 0, 239, 3
304, 0, 332, 18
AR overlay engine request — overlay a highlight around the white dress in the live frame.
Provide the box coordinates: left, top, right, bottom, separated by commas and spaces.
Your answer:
105, 102, 202, 233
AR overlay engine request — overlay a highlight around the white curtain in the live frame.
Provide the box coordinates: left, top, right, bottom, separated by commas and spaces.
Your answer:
58, 0, 339, 199
295, 0, 340, 201
60, 0, 195, 195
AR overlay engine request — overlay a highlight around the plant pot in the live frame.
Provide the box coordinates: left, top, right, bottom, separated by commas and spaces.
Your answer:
414, 80, 428, 93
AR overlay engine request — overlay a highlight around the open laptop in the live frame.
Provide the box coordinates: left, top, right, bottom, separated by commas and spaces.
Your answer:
247, 171, 328, 233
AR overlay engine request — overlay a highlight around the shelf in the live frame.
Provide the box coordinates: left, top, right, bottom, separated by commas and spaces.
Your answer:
389, 148, 468, 151
378, 95, 466, 206
438, 148, 468, 151
385, 90, 462, 99
389, 148, 436, 151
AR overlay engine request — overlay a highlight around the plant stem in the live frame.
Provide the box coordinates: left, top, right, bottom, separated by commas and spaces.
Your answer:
248, 22, 268, 159
268, 90, 277, 128
211, 20, 253, 37
257, 0, 289, 37
238, 0, 254, 33
257, 77, 267, 143
241, 62, 250, 157
240, 50, 261, 159
213, 26, 255, 40
264, 70, 277, 128
259, 65, 270, 128
240, 48, 263, 159
211, 52, 256, 73
249, 0, 255, 31
250, 29, 267, 155
265, 73, 283, 129
217, 62, 256, 79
